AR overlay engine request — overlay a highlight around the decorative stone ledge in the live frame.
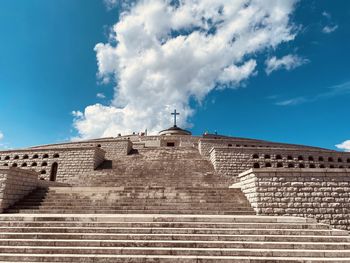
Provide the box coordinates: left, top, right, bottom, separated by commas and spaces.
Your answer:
238, 168, 350, 230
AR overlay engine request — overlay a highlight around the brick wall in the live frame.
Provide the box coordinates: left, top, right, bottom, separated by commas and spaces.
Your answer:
210, 147, 350, 179
239, 168, 350, 230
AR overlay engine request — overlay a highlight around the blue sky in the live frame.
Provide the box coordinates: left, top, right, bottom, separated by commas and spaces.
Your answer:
0, 0, 349, 151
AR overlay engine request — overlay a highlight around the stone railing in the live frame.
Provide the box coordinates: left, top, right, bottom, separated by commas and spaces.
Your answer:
238, 168, 350, 230
0, 167, 67, 213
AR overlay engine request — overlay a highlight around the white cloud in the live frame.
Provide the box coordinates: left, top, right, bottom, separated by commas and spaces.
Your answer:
275, 81, 350, 106
103, 0, 135, 10
322, 11, 331, 19
322, 25, 338, 34
321, 11, 338, 34
336, 140, 350, 152
275, 97, 307, 106
0, 131, 3, 141
96, 93, 106, 99
73, 0, 299, 139
265, 54, 309, 75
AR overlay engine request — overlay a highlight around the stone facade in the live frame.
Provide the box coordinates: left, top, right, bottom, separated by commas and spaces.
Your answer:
199, 138, 332, 160
29, 139, 132, 159
0, 167, 65, 212
239, 168, 350, 230
210, 147, 350, 179
0, 147, 105, 184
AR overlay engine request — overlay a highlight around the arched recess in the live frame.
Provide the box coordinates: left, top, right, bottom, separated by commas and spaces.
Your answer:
50, 162, 58, 182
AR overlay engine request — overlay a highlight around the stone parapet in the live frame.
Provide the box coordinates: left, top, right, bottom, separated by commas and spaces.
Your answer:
0, 147, 106, 184
209, 147, 350, 179
238, 168, 350, 230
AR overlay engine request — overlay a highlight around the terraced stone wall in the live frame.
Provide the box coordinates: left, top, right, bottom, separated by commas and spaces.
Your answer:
29, 139, 132, 159
0, 167, 67, 212
210, 147, 350, 178
239, 168, 350, 230
0, 147, 105, 183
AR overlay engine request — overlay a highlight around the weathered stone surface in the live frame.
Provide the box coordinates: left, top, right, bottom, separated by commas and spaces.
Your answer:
239, 168, 350, 230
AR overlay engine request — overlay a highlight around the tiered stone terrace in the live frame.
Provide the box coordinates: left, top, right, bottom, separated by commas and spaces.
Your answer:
0, 133, 350, 262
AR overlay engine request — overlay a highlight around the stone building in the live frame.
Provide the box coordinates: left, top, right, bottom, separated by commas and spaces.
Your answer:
0, 124, 350, 262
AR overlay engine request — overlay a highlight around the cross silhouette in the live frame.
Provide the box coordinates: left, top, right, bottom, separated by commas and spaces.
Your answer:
171, 109, 180, 127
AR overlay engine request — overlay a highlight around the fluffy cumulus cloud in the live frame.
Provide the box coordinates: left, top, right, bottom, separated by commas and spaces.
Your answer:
0, 131, 3, 141
336, 140, 350, 152
265, 54, 309, 75
73, 0, 299, 139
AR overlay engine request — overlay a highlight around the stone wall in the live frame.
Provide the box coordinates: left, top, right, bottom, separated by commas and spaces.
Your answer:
29, 139, 131, 159
0, 167, 67, 212
238, 168, 350, 230
199, 138, 332, 160
0, 147, 105, 184
210, 147, 350, 179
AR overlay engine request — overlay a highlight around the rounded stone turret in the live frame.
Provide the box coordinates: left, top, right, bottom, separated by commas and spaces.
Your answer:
158, 125, 192, 136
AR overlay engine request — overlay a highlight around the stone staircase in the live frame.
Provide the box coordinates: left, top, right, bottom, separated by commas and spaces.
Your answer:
0, 214, 349, 262
2, 146, 350, 262
5, 186, 255, 214
83, 147, 235, 187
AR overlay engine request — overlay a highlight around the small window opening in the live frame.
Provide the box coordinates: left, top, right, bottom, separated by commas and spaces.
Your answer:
253, 163, 260, 168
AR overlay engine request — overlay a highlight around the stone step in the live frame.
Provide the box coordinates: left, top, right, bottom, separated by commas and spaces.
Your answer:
0, 215, 317, 223
0, 239, 348, 249
0, 232, 348, 242
0, 227, 342, 236
6, 205, 253, 211
5, 210, 256, 215
0, 254, 350, 262
0, 222, 330, 230
1, 246, 350, 257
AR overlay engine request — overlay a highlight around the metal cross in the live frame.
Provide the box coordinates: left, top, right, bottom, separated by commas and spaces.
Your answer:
171, 109, 180, 127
